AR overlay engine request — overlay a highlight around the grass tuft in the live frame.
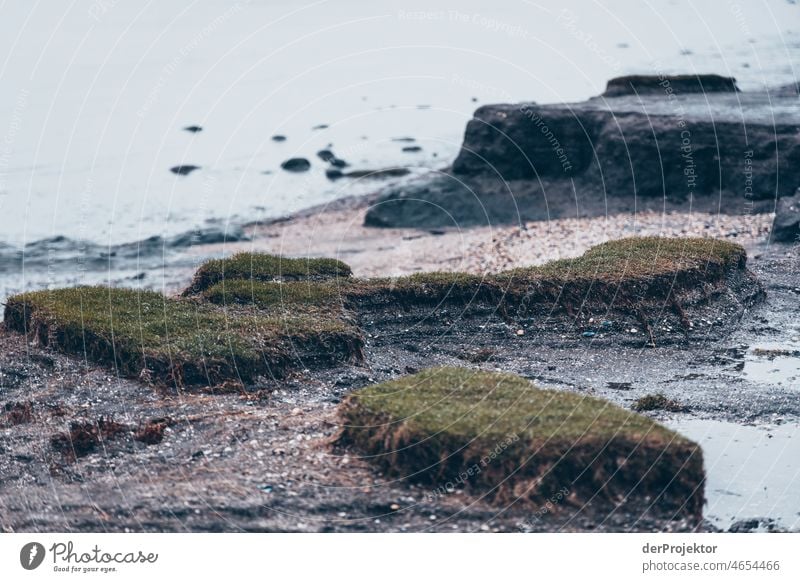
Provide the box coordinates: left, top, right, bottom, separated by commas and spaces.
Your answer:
337, 367, 704, 519
184, 252, 352, 295
632, 393, 688, 413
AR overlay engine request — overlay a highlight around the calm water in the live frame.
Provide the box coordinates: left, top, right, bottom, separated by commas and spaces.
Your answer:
668, 419, 800, 531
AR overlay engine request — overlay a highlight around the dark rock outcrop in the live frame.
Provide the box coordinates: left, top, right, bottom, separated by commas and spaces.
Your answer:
328, 168, 411, 181
452, 99, 799, 199
771, 190, 800, 243
170, 165, 201, 176
771, 81, 799, 97
344, 168, 410, 179
168, 225, 249, 247
365, 81, 800, 228
603, 74, 739, 97
281, 158, 311, 172
317, 149, 348, 168
451, 104, 596, 179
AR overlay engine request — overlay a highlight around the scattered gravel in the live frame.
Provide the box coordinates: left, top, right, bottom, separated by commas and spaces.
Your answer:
196, 206, 773, 281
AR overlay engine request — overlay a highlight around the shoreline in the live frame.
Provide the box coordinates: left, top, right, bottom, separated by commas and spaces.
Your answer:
183, 197, 774, 284
2, 234, 798, 532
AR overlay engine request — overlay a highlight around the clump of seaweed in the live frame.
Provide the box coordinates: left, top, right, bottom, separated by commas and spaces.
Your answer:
336, 367, 704, 520
134, 417, 172, 445
3, 401, 34, 426
633, 393, 688, 413
50, 418, 129, 460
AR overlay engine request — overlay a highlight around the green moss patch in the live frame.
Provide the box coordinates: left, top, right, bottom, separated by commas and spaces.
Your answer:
184, 252, 352, 295
337, 367, 704, 519
513, 236, 744, 281
4, 287, 363, 388
203, 279, 343, 311
493, 237, 746, 311
201, 238, 748, 319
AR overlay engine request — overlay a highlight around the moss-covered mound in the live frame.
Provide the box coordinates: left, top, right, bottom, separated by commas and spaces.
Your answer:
337, 367, 704, 519
203, 238, 748, 317
184, 252, 352, 295
3, 287, 363, 388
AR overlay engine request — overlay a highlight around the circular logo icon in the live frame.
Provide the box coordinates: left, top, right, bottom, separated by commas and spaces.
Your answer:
20, 542, 46, 570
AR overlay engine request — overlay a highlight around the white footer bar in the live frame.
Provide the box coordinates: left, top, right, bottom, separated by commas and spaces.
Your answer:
1, 533, 796, 581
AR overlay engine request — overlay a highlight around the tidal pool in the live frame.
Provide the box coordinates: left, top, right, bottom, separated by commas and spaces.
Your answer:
742, 342, 800, 388
667, 419, 800, 531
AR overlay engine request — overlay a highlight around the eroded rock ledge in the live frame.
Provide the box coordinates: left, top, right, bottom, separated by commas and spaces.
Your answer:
364, 75, 800, 228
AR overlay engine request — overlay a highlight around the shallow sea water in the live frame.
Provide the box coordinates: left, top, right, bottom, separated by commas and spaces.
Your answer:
668, 418, 800, 531
1, 0, 798, 301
